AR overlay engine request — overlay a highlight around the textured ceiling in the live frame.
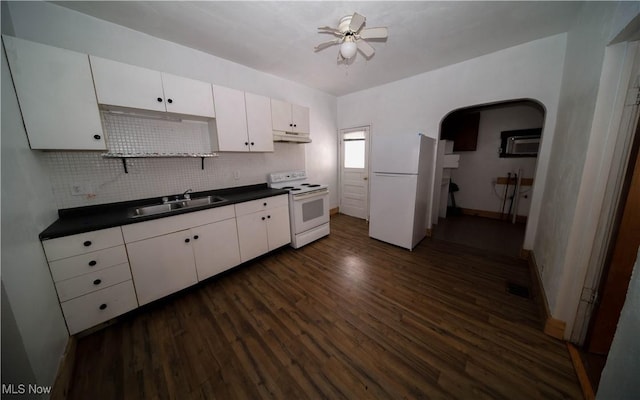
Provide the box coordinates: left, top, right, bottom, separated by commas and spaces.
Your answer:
54, 1, 582, 96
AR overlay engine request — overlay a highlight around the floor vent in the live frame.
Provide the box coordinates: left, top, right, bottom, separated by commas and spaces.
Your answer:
506, 282, 530, 298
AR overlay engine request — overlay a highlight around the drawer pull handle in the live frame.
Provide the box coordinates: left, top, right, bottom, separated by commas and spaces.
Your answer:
267, 215, 271, 219
99, 304, 107, 310
157, 97, 163, 102
185, 238, 190, 243
263, 202, 267, 206
261, 216, 266, 221
167, 98, 173, 104
193, 235, 199, 240
93, 279, 102, 285
83, 240, 92, 247
88, 260, 97, 267
93, 134, 101, 140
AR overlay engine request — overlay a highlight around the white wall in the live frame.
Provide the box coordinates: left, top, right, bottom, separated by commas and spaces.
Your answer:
450, 104, 543, 217
534, 2, 619, 318
1, 12, 69, 388
6, 1, 339, 207
338, 33, 567, 248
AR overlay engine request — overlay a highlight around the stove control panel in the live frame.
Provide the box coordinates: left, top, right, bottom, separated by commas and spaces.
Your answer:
269, 170, 307, 183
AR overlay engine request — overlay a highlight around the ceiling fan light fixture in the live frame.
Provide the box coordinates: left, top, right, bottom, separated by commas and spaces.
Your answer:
340, 38, 357, 59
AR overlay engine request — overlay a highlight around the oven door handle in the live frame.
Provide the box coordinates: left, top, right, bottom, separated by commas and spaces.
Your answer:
292, 190, 329, 201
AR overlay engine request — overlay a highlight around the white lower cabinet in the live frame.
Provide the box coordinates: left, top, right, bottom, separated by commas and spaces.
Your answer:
126, 229, 199, 306
266, 205, 292, 250
192, 218, 241, 281
61, 281, 138, 335
123, 204, 241, 305
236, 212, 270, 262
42, 227, 139, 334
43, 195, 287, 334
235, 194, 291, 262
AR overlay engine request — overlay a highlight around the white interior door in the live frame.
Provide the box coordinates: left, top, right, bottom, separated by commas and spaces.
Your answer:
340, 127, 370, 220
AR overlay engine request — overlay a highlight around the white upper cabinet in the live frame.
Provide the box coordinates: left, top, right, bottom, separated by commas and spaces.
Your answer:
212, 86, 273, 152
90, 56, 165, 112
212, 85, 248, 151
3, 36, 106, 150
161, 73, 215, 117
291, 103, 310, 134
271, 99, 309, 134
245, 92, 274, 152
90, 56, 215, 118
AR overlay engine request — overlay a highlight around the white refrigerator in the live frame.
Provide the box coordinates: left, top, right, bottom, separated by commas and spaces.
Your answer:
368, 133, 435, 250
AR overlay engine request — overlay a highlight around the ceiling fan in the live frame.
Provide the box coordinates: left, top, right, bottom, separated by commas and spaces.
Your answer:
314, 12, 388, 61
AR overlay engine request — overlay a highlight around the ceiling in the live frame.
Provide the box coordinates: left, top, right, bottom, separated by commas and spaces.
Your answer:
54, 1, 583, 96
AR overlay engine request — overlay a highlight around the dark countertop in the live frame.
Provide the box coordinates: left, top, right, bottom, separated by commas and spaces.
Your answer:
40, 184, 288, 240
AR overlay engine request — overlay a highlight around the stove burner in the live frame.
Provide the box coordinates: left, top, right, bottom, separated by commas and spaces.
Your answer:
307, 184, 321, 187
300, 183, 310, 186
282, 186, 294, 189
290, 188, 301, 191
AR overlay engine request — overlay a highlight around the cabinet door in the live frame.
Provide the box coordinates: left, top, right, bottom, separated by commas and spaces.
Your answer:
192, 218, 241, 281
161, 73, 215, 118
126, 230, 197, 305
291, 103, 310, 134
236, 212, 269, 262
212, 85, 249, 151
270, 98, 292, 132
266, 205, 291, 250
90, 55, 166, 112
3, 36, 105, 150
245, 92, 274, 152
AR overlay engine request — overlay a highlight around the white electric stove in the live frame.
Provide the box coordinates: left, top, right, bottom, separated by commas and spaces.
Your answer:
269, 170, 330, 248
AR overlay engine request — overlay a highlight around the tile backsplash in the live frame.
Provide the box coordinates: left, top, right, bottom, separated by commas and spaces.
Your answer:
43, 112, 304, 209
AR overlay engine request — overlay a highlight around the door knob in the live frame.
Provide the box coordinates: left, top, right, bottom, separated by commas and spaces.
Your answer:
363, 177, 368, 180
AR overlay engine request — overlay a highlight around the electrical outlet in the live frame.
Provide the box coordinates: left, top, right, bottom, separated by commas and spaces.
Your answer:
70, 182, 92, 196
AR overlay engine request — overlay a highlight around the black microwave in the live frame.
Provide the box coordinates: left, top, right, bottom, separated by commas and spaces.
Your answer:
499, 128, 541, 158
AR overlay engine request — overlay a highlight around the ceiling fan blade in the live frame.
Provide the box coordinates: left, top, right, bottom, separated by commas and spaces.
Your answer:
357, 39, 375, 58
359, 27, 388, 40
314, 39, 341, 52
349, 12, 366, 32
317, 26, 343, 36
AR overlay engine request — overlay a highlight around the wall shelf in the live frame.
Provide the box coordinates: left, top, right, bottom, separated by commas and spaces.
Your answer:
101, 152, 218, 173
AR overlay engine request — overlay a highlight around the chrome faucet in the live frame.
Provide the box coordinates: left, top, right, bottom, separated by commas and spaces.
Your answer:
182, 189, 193, 200
162, 189, 193, 204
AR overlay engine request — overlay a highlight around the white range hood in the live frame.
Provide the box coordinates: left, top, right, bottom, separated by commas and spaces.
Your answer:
273, 131, 311, 143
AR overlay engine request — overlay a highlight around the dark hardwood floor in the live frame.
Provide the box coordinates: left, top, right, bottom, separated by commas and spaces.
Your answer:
68, 214, 582, 399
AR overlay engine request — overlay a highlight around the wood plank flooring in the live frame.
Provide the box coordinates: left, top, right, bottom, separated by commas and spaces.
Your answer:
68, 214, 582, 399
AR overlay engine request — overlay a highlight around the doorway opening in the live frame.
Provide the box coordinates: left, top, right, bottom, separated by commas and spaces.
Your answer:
432, 100, 545, 258
339, 126, 370, 220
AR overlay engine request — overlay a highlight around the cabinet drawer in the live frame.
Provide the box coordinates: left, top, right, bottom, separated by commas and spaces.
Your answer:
42, 227, 124, 261
48, 245, 129, 282
122, 204, 235, 243
234, 194, 289, 216
61, 280, 138, 335
56, 263, 132, 302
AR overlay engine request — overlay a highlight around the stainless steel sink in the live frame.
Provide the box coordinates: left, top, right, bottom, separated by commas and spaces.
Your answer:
128, 196, 227, 218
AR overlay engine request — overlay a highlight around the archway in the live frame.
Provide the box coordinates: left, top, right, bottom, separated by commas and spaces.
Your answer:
432, 99, 546, 257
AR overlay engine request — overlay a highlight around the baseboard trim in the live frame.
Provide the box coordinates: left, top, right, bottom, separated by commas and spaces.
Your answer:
50, 336, 76, 400
567, 343, 596, 400
459, 207, 527, 224
527, 250, 566, 340
544, 318, 567, 340
330, 207, 339, 216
